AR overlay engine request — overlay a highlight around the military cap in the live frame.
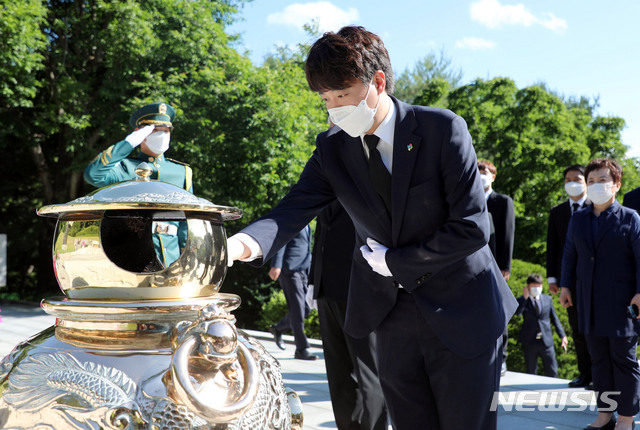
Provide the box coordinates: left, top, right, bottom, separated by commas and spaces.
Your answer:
129, 102, 176, 128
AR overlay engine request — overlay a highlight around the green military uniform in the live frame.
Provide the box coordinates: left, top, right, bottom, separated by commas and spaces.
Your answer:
83, 102, 192, 268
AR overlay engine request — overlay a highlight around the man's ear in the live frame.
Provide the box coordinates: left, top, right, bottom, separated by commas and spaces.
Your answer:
373, 70, 386, 94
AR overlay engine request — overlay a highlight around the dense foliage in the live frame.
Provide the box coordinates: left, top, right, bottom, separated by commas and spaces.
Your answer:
1, 1, 638, 338
0, 0, 327, 323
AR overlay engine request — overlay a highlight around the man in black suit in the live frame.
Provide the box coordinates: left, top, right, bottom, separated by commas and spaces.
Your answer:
268, 225, 316, 360
227, 26, 517, 429
310, 201, 387, 429
478, 160, 515, 280
478, 160, 515, 376
622, 185, 640, 212
516, 274, 568, 377
546, 164, 592, 387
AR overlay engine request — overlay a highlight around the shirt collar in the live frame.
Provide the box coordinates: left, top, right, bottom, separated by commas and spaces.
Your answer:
587, 199, 619, 216
484, 188, 493, 200
569, 195, 587, 207
364, 97, 396, 145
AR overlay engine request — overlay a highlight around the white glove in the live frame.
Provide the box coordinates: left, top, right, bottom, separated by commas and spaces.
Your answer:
360, 238, 392, 277
226, 237, 246, 267
125, 124, 155, 148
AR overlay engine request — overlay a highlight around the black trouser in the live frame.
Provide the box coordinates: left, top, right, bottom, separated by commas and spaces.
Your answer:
317, 297, 388, 430
523, 339, 558, 377
375, 289, 502, 430
274, 270, 310, 352
586, 334, 640, 416
567, 298, 592, 381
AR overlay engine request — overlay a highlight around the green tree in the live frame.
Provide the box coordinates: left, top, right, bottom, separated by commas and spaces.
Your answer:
447, 77, 631, 265
394, 50, 462, 104
0, 0, 327, 330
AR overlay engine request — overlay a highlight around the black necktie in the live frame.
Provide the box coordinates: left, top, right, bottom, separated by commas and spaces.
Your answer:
572, 202, 580, 214
364, 134, 392, 213
534, 298, 541, 316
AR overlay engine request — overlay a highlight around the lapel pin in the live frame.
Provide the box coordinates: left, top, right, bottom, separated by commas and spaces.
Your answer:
407, 143, 413, 151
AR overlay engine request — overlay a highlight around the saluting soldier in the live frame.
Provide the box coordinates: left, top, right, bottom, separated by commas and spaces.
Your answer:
84, 102, 192, 267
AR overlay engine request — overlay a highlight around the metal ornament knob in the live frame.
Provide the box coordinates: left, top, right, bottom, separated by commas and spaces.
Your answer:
135, 162, 153, 181
169, 305, 260, 423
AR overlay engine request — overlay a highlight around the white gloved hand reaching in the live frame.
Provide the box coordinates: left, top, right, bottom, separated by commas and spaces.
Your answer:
125, 124, 155, 148
226, 237, 246, 267
360, 238, 392, 277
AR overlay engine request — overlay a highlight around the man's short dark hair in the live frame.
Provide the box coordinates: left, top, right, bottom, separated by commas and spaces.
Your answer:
563, 164, 585, 178
305, 26, 395, 95
526, 273, 543, 285
477, 160, 497, 175
585, 158, 623, 184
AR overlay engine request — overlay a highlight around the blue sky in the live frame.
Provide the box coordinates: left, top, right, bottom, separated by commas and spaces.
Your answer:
228, 0, 640, 157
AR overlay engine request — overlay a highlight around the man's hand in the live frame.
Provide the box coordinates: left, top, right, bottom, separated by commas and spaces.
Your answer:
125, 124, 155, 148
559, 287, 573, 308
501, 270, 510, 281
630, 293, 640, 319
522, 285, 530, 299
560, 336, 568, 353
226, 237, 250, 267
269, 267, 281, 281
360, 238, 392, 277
548, 282, 559, 295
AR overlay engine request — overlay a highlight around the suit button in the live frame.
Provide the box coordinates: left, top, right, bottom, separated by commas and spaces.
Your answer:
590, 257, 595, 262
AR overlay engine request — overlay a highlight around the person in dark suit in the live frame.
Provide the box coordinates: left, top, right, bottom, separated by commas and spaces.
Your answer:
516, 273, 568, 377
560, 158, 640, 430
227, 26, 517, 429
478, 159, 515, 376
268, 225, 316, 360
478, 160, 515, 281
310, 201, 387, 429
623, 186, 640, 212
546, 164, 593, 388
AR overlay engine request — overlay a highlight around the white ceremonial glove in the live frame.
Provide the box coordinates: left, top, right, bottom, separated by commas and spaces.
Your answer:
360, 238, 392, 277
226, 237, 246, 267
125, 124, 155, 148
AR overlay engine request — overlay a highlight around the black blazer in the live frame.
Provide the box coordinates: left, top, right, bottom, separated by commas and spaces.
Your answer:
561, 202, 640, 337
241, 97, 518, 358
270, 225, 312, 273
486, 191, 514, 272
546, 201, 572, 283
309, 201, 355, 302
623, 187, 640, 212
516, 294, 566, 348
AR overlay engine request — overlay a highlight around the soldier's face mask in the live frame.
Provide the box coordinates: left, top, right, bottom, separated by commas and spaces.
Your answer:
145, 131, 170, 155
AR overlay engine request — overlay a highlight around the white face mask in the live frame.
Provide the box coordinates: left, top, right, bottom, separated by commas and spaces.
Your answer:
587, 182, 615, 205
145, 131, 170, 155
565, 181, 586, 197
328, 80, 380, 137
529, 286, 542, 298
480, 174, 493, 190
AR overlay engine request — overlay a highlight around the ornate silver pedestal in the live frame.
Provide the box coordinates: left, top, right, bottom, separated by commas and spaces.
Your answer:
0, 166, 303, 429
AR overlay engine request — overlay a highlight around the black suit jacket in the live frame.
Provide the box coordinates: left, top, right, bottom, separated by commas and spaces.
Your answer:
486, 191, 515, 272
241, 97, 518, 358
309, 201, 355, 302
623, 187, 640, 212
561, 202, 640, 337
270, 225, 311, 273
516, 294, 566, 348
546, 200, 572, 284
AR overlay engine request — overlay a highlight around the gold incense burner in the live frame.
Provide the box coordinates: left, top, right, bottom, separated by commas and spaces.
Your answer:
0, 165, 302, 429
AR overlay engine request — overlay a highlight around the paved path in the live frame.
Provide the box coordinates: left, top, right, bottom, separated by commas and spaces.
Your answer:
1, 301, 638, 429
